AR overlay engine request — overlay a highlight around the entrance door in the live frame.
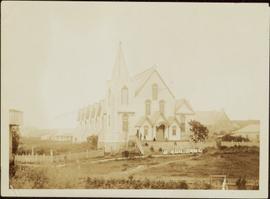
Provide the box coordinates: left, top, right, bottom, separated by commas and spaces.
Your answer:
156, 124, 165, 141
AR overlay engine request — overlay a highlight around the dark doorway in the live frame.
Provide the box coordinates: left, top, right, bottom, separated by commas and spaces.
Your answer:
156, 124, 165, 141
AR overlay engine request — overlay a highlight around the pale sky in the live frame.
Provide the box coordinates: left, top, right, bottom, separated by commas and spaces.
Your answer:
1, 2, 269, 128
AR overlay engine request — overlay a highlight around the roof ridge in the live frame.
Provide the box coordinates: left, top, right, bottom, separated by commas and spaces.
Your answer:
132, 66, 155, 80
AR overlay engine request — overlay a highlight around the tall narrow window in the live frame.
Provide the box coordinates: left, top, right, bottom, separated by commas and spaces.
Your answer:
121, 86, 128, 105
122, 114, 129, 132
152, 84, 158, 100
145, 100, 151, 115
159, 100, 165, 114
172, 126, 177, 136
108, 115, 110, 127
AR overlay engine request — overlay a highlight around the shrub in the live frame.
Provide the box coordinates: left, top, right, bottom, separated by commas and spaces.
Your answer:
87, 135, 98, 149
221, 134, 249, 142
158, 147, 163, 152
128, 175, 134, 181
236, 177, 247, 190
150, 146, 154, 152
10, 167, 49, 189
122, 150, 129, 157
145, 142, 149, 146
84, 177, 189, 189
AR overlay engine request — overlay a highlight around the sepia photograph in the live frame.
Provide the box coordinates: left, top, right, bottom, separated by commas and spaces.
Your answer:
1, 1, 269, 198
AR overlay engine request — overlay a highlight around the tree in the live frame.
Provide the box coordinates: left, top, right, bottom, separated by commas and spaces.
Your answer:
189, 120, 209, 143
11, 127, 20, 154
10, 126, 20, 178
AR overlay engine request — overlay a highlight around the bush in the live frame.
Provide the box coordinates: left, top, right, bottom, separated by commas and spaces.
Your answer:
145, 142, 149, 146
122, 150, 129, 157
221, 134, 249, 142
150, 146, 154, 152
87, 135, 98, 149
10, 167, 49, 188
84, 177, 189, 189
236, 177, 247, 190
158, 147, 163, 152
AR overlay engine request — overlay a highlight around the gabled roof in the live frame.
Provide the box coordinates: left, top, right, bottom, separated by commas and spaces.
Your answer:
233, 124, 260, 134
149, 111, 169, 126
135, 116, 153, 127
167, 116, 182, 127
132, 67, 175, 98
194, 110, 231, 126
175, 98, 194, 114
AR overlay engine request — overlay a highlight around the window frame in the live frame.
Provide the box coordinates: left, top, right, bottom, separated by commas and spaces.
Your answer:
172, 125, 177, 136
122, 114, 129, 132
145, 100, 151, 115
152, 84, 158, 100
121, 86, 128, 105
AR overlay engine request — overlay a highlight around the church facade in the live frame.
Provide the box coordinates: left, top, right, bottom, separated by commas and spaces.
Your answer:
77, 44, 195, 152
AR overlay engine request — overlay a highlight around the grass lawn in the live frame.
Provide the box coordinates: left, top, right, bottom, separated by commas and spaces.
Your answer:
11, 147, 259, 189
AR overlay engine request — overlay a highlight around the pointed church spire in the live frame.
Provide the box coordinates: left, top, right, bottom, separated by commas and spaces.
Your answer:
112, 42, 129, 84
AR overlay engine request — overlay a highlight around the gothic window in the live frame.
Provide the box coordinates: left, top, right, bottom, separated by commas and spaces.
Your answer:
145, 100, 151, 115
152, 84, 158, 100
122, 114, 129, 132
159, 100, 165, 114
108, 115, 110, 127
121, 86, 128, 105
172, 125, 177, 136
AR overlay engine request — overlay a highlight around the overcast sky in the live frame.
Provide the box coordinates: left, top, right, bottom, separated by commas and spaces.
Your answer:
2, 2, 269, 128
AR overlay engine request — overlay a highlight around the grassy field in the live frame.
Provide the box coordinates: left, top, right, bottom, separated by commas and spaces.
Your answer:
11, 146, 259, 189
17, 137, 94, 155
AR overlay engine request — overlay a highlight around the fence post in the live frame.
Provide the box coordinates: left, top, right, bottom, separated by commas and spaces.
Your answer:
50, 149, 53, 163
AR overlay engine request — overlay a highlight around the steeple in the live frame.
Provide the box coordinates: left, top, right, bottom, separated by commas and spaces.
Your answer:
111, 42, 129, 84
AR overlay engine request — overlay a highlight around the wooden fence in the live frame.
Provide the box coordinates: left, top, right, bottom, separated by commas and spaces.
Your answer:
15, 149, 104, 164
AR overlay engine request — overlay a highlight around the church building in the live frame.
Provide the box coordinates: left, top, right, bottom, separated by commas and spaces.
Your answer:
77, 43, 195, 152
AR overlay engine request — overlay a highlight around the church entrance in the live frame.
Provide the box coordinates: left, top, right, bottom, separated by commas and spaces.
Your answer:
156, 124, 165, 141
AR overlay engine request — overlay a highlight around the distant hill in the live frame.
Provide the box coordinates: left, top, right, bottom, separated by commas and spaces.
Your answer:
193, 110, 235, 134
21, 127, 79, 138
231, 120, 260, 130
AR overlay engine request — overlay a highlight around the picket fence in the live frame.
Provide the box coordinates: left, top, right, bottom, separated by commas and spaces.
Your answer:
15, 149, 104, 164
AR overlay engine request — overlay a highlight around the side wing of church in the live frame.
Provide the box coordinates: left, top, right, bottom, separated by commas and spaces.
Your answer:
77, 43, 195, 152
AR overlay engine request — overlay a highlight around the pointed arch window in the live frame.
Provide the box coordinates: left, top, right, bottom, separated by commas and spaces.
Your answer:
122, 114, 129, 132
121, 86, 128, 105
159, 100, 165, 114
145, 100, 151, 115
152, 84, 158, 100
172, 125, 177, 136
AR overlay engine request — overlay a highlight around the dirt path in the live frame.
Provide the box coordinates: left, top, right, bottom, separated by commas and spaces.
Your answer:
107, 154, 199, 178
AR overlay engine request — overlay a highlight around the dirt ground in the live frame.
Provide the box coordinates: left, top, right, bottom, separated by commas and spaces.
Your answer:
11, 148, 259, 189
